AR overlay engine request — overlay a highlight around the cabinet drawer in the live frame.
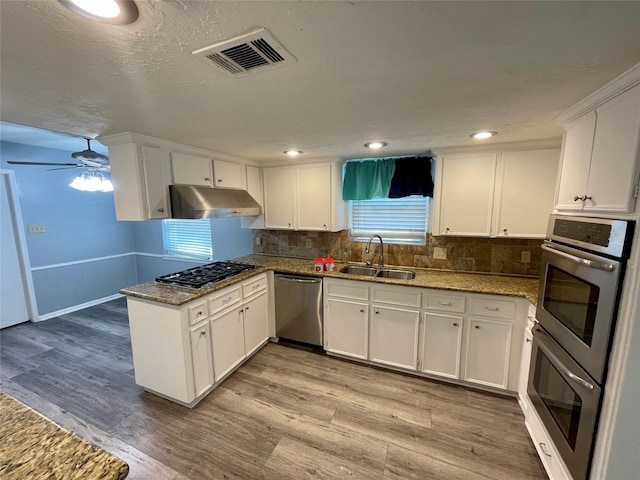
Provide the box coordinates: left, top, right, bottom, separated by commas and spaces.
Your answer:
188, 301, 208, 325
324, 279, 369, 301
424, 293, 465, 313
208, 286, 242, 316
372, 285, 421, 308
242, 273, 267, 299
469, 298, 516, 319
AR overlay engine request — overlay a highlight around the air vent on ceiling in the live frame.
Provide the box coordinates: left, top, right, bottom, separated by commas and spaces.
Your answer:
192, 27, 296, 77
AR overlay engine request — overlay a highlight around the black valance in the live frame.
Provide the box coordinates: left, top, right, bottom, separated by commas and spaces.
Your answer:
388, 156, 434, 198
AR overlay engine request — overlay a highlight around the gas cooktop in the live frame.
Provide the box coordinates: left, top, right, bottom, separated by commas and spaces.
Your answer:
155, 261, 256, 289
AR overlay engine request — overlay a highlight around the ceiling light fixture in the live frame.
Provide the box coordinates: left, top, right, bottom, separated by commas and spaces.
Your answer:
284, 150, 303, 157
69, 171, 113, 192
470, 131, 498, 140
364, 141, 388, 149
59, 0, 139, 25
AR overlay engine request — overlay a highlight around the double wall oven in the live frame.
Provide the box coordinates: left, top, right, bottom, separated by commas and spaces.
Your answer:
529, 215, 634, 480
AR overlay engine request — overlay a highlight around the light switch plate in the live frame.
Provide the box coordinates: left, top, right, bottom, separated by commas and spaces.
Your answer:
28, 224, 46, 233
433, 247, 447, 260
306, 238, 313, 248
521, 251, 531, 263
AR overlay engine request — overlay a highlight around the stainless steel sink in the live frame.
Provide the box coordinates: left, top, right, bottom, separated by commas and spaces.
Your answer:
376, 269, 416, 280
338, 265, 378, 276
339, 265, 416, 280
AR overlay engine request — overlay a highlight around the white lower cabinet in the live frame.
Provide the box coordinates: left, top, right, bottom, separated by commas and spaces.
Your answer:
419, 312, 463, 378
243, 290, 269, 357
325, 297, 369, 360
323, 278, 525, 392
463, 317, 513, 389
370, 304, 420, 370
189, 321, 214, 397
210, 305, 246, 381
127, 272, 271, 407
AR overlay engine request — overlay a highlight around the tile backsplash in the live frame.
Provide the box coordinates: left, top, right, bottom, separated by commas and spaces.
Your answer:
252, 230, 542, 277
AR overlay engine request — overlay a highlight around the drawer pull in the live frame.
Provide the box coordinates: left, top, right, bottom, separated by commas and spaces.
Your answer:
197, 311, 203, 316
453, 323, 458, 327
375, 310, 380, 314
200, 330, 206, 337
485, 306, 500, 311
439, 301, 452, 306
360, 309, 365, 313
474, 325, 480, 329
526, 338, 532, 343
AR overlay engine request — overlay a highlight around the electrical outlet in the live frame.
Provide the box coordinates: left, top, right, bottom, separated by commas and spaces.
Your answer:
306, 238, 313, 248
433, 247, 447, 260
255, 236, 262, 246
28, 224, 46, 234
521, 251, 531, 263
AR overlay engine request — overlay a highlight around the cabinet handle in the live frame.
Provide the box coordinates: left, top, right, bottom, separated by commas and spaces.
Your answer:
453, 323, 458, 327
245, 306, 250, 311
574, 195, 592, 202
526, 338, 532, 343
574, 195, 583, 202
445, 228, 450, 233
475, 325, 480, 329
158, 207, 165, 213
503, 228, 508, 234
205, 177, 211, 182
359, 309, 364, 313
439, 301, 452, 306
217, 178, 223, 183
197, 311, 203, 315
288, 223, 292, 227
375, 310, 380, 314
585, 195, 592, 201
200, 330, 206, 337
485, 306, 500, 311
539, 443, 552, 458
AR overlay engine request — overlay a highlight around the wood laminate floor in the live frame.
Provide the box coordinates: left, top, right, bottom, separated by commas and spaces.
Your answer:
0, 298, 547, 480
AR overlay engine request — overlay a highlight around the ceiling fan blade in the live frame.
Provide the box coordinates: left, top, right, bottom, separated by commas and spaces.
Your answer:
7, 161, 82, 166
46, 166, 84, 171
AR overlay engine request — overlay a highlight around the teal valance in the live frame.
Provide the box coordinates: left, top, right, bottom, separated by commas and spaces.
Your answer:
342, 158, 396, 200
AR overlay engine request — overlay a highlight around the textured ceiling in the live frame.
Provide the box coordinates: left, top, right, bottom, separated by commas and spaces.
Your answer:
1, 1, 639, 162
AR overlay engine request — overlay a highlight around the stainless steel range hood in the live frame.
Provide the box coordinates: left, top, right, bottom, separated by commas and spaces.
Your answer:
169, 184, 262, 219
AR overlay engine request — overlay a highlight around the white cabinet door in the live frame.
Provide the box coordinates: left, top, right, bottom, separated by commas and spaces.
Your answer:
587, 84, 640, 213
213, 159, 244, 189
296, 163, 332, 230
370, 304, 420, 370
189, 321, 214, 397
419, 312, 463, 378
140, 144, 170, 219
438, 153, 497, 236
210, 306, 246, 381
495, 150, 559, 238
264, 166, 295, 229
325, 297, 368, 360
171, 152, 213, 186
243, 290, 269, 357
463, 317, 512, 389
555, 112, 596, 210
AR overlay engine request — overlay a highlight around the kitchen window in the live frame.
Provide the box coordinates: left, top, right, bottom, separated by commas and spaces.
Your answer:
162, 219, 213, 260
349, 196, 428, 245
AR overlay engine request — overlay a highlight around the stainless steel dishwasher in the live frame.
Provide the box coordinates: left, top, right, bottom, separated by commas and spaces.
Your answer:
274, 274, 323, 346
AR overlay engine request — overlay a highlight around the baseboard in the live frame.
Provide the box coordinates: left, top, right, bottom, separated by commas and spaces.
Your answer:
36, 293, 124, 322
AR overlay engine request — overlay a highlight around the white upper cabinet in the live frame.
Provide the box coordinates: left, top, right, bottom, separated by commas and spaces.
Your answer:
105, 141, 171, 221
433, 147, 559, 238
263, 166, 295, 229
213, 159, 245, 189
171, 152, 213, 186
436, 152, 497, 236
241, 165, 265, 229
555, 73, 640, 213
494, 149, 560, 238
263, 162, 345, 231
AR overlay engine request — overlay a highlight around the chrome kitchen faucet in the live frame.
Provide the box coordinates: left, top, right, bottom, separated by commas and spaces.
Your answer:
364, 234, 384, 268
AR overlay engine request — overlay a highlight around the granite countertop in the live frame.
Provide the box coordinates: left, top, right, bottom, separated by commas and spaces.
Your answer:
120, 254, 540, 306
0, 392, 128, 480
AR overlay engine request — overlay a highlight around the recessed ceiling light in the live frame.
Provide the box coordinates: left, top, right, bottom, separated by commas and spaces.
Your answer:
284, 149, 303, 157
470, 131, 498, 140
364, 141, 388, 149
59, 0, 139, 25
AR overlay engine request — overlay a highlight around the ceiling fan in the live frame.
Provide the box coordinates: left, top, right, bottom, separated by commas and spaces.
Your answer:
7, 139, 110, 171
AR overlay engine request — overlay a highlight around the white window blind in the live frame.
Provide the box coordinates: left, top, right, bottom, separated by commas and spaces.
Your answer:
350, 196, 428, 245
162, 219, 213, 260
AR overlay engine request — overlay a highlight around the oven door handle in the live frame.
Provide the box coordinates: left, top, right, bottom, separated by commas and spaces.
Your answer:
534, 326, 596, 391
541, 244, 616, 272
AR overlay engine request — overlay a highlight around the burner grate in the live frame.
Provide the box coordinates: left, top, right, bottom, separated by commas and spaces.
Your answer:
155, 261, 255, 288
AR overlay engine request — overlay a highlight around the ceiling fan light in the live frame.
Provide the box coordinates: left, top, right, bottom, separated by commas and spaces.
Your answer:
69, 171, 113, 192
